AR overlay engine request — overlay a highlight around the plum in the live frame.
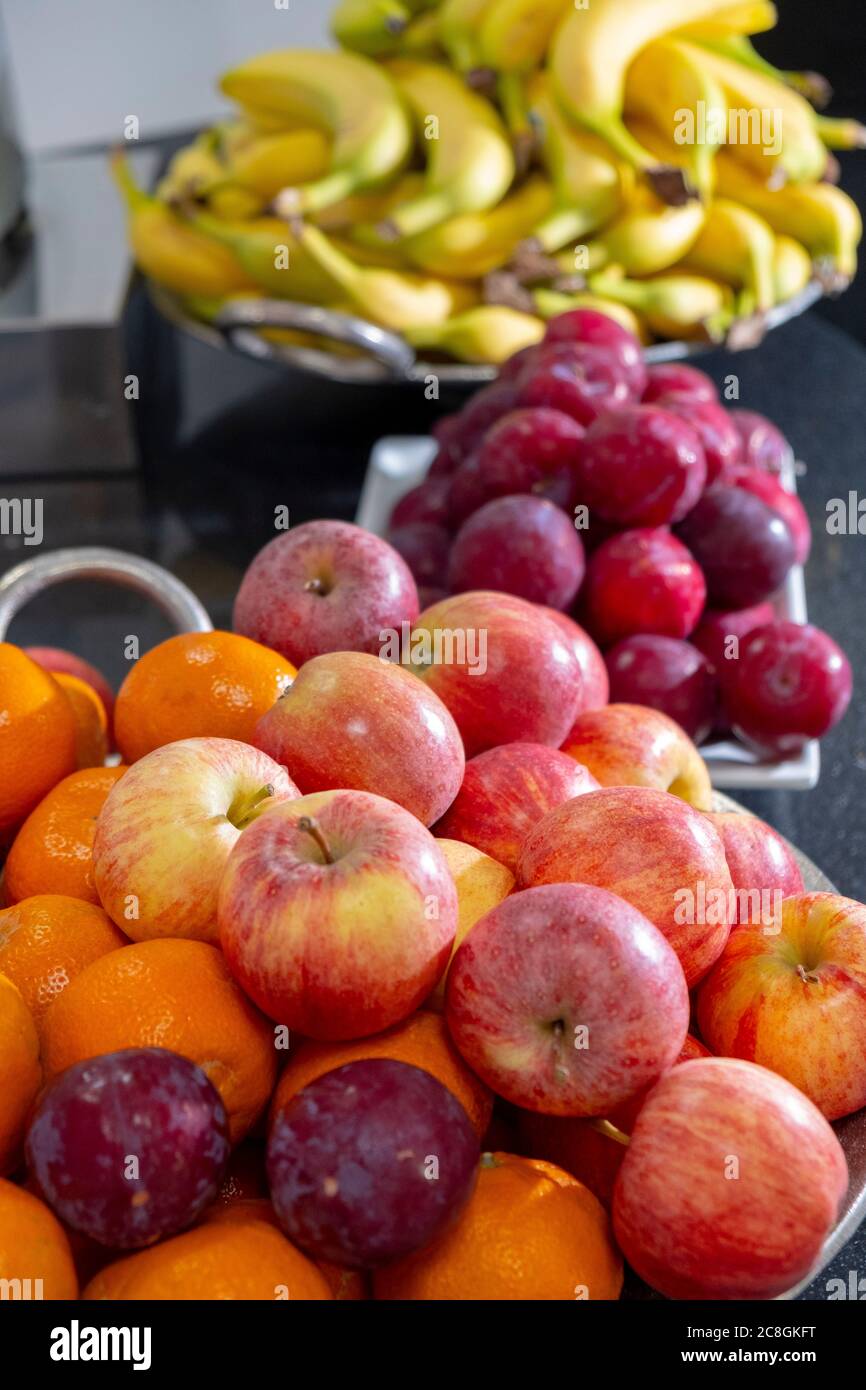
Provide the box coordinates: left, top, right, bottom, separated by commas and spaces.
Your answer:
266, 1058, 479, 1269
604, 635, 718, 743
574, 405, 707, 527
675, 487, 797, 609
448, 495, 585, 609
25, 1048, 229, 1248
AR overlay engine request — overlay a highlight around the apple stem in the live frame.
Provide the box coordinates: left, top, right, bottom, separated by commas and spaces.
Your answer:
589, 1118, 631, 1148
297, 815, 334, 865
303, 576, 327, 595
230, 783, 275, 829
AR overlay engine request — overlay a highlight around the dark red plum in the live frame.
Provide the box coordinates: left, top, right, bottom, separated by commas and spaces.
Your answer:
448, 495, 585, 609
605, 635, 718, 743
574, 406, 706, 526
25, 1048, 229, 1249
641, 363, 718, 406
389, 476, 452, 530
581, 529, 706, 646
267, 1059, 479, 1269
516, 342, 634, 426
724, 465, 811, 565
452, 406, 584, 522
543, 308, 648, 397
728, 408, 791, 474
675, 487, 797, 609
723, 621, 853, 756
387, 522, 451, 588
432, 380, 519, 470
655, 396, 741, 484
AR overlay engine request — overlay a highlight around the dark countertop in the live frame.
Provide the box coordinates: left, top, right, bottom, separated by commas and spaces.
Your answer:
1, 293, 864, 1298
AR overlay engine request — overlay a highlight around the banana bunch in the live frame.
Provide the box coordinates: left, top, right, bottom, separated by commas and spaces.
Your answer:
116, 0, 864, 366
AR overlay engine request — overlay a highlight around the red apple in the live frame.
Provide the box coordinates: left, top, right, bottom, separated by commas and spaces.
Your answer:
233, 520, 419, 667
405, 590, 583, 757
445, 883, 689, 1115
697, 892, 866, 1120
253, 651, 465, 827
613, 1057, 848, 1299
518, 785, 733, 985
543, 609, 610, 721
520, 1035, 711, 1208
448, 495, 585, 610
702, 809, 803, 923
218, 789, 457, 1040
581, 528, 706, 645
574, 406, 707, 527
561, 703, 712, 810
434, 742, 599, 873
26, 646, 114, 725
92, 737, 298, 944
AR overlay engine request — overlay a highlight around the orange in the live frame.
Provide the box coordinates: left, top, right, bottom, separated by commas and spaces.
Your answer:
4, 767, 127, 904
374, 1152, 624, 1301
40, 938, 278, 1142
269, 1010, 493, 1139
53, 673, 109, 768
204, 1199, 367, 1299
0, 642, 77, 838
0, 895, 128, 1033
83, 1219, 331, 1300
0, 973, 41, 1174
113, 630, 296, 762
0, 1177, 78, 1299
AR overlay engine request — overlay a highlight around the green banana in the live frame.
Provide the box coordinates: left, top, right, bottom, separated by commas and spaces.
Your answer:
526, 74, 625, 253
378, 59, 514, 238
437, 0, 494, 73
397, 175, 554, 278
588, 267, 734, 341
331, 0, 412, 56
404, 305, 544, 363
477, 0, 570, 75
693, 33, 832, 109
185, 210, 339, 301
532, 288, 648, 340
220, 50, 412, 213
582, 186, 707, 276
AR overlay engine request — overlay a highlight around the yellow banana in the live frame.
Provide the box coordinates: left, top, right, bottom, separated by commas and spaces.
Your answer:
814, 116, 866, 151
404, 305, 544, 363
214, 128, 331, 200
185, 210, 340, 301
532, 289, 649, 341
157, 135, 225, 203
549, 0, 765, 197
438, 0, 494, 73
772, 235, 813, 304
624, 114, 717, 196
378, 59, 515, 238
581, 186, 706, 277
675, 41, 828, 185
112, 151, 256, 297
714, 153, 862, 283
312, 173, 426, 232
678, 197, 776, 309
477, 0, 569, 74
624, 38, 728, 200
691, 33, 832, 109
293, 222, 475, 329
331, 0, 412, 56
526, 74, 625, 253
398, 175, 554, 278
221, 50, 412, 213
588, 267, 734, 340
675, 1, 778, 38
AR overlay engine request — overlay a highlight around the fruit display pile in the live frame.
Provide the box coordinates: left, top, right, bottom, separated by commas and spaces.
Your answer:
116, 0, 864, 364
385, 305, 852, 755
0, 470, 863, 1300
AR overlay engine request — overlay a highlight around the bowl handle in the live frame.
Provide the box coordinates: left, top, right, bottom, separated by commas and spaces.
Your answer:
212, 299, 417, 379
0, 547, 213, 641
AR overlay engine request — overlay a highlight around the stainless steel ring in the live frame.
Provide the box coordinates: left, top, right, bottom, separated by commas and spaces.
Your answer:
214, 298, 417, 379
0, 547, 213, 640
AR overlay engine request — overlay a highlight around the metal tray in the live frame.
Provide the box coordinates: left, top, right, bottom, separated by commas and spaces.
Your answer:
150, 280, 824, 389
358, 435, 820, 791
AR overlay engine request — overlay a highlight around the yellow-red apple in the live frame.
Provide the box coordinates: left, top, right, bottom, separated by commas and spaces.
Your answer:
433, 742, 599, 872
697, 892, 866, 1120
428, 839, 514, 1009
518, 786, 733, 986
253, 651, 464, 827
562, 703, 712, 810
218, 789, 458, 1041
703, 809, 804, 924
92, 737, 298, 944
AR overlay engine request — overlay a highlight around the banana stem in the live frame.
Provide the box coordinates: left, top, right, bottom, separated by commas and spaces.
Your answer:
383, 188, 459, 239
110, 149, 149, 213
532, 205, 597, 256
275, 168, 361, 217
815, 116, 866, 151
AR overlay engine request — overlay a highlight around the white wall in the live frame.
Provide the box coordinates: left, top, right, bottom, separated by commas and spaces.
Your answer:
1, 0, 331, 154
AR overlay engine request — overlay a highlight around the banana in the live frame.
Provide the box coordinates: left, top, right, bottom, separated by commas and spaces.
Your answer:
675, 1, 778, 38
396, 175, 554, 278
532, 289, 649, 341
221, 50, 412, 213
526, 74, 625, 253
314, 173, 427, 232
624, 38, 728, 200
185, 210, 340, 302
548, 0, 763, 199
624, 114, 717, 196
675, 41, 828, 185
477, 0, 569, 74
377, 59, 515, 238
587, 267, 734, 340
692, 34, 832, 109
438, 0, 494, 73
331, 0, 412, 56
404, 305, 544, 363
678, 198, 776, 309
292, 221, 476, 329
214, 128, 331, 200
112, 151, 256, 297
157, 135, 225, 203
580, 185, 706, 277
814, 116, 866, 151
714, 153, 862, 284
772, 234, 814, 303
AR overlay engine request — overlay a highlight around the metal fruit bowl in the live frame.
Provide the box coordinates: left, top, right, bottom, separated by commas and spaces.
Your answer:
0, 547, 861, 1298
150, 279, 824, 388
